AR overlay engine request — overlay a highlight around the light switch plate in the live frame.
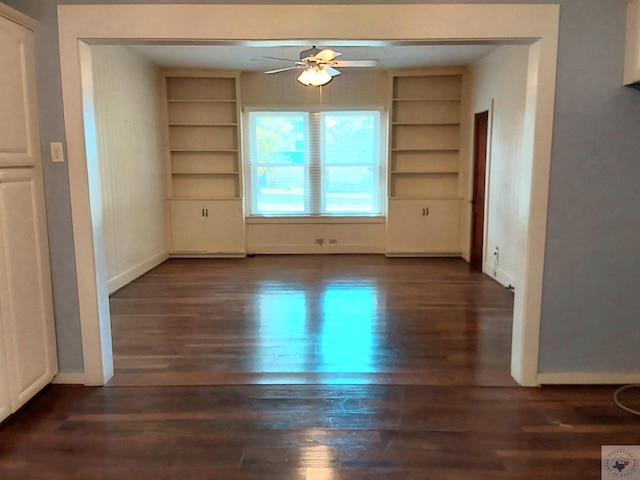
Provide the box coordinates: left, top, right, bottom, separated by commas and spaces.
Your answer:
50, 142, 64, 163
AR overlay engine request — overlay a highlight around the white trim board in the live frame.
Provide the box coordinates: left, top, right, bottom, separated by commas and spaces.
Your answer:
484, 261, 516, 290
538, 373, 640, 385
108, 251, 169, 295
52, 372, 86, 385
57, 3, 559, 387
0, 2, 37, 30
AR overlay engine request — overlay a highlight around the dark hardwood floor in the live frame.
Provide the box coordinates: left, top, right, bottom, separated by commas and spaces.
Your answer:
2, 383, 639, 479
1, 256, 638, 479
108, 256, 516, 386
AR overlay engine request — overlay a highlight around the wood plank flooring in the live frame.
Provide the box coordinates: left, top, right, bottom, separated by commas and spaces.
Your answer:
3, 256, 637, 478
1, 383, 639, 479
108, 256, 516, 386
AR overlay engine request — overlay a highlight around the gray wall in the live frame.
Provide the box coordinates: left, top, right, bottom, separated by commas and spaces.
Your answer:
6, 0, 639, 376
538, 1, 640, 373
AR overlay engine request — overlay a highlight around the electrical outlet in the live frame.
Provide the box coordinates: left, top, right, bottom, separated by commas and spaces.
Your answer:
50, 142, 64, 163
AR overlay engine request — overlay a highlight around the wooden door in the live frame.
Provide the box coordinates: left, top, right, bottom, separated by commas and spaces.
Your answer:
470, 111, 489, 271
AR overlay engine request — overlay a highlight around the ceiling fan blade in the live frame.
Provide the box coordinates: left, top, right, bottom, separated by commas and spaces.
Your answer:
323, 66, 341, 77
333, 60, 378, 68
314, 49, 342, 63
264, 66, 301, 74
257, 55, 298, 63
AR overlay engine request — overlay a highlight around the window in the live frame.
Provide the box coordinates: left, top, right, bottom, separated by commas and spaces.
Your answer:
246, 109, 384, 216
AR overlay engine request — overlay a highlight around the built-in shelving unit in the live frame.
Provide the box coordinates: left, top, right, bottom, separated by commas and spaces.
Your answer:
386, 70, 464, 256
389, 72, 462, 199
166, 74, 241, 199
164, 72, 245, 256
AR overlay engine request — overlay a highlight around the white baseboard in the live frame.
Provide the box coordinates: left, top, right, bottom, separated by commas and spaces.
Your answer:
52, 372, 86, 384
170, 252, 246, 258
386, 251, 462, 257
483, 261, 515, 289
538, 372, 640, 385
108, 251, 169, 294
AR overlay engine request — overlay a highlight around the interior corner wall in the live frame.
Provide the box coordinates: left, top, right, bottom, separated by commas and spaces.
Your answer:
91, 45, 169, 294
467, 45, 530, 288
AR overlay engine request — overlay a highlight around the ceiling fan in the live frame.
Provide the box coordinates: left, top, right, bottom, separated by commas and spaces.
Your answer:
263, 46, 378, 86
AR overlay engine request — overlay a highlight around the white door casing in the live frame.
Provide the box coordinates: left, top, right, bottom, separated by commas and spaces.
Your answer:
57, 4, 559, 386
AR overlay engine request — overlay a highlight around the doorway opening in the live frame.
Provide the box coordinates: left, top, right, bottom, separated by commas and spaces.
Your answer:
470, 111, 489, 272
57, 4, 559, 387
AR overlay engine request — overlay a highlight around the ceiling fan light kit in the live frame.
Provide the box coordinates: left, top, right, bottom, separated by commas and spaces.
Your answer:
297, 66, 333, 86
265, 46, 377, 87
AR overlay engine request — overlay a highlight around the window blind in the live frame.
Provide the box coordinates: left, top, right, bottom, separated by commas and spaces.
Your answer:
246, 108, 384, 216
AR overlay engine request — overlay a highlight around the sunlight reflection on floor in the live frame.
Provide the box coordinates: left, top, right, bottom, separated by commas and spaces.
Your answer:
256, 280, 381, 374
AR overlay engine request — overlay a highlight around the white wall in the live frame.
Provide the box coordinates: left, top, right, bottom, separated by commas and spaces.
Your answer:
241, 70, 388, 254
91, 45, 169, 293
242, 69, 389, 106
466, 45, 530, 288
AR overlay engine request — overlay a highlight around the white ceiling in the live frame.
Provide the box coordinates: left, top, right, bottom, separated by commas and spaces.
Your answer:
125, 42, 501, 72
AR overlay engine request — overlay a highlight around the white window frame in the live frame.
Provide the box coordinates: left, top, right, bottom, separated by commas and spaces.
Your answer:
244, 106, 386, 218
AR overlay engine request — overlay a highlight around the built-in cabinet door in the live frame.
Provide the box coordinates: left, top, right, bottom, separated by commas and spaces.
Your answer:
170, 199, 245, 254
423, 200, 461, 253
170, 200, 209, 253
0, 7, 56, 422
0, 170, 57, 413
0, 12, 38, 167
204, 200, 245, 253
387, 199, 461, 255
387, 201, 429, 253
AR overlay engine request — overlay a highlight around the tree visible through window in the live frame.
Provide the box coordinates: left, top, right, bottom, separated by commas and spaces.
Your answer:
246, 109, 383, 216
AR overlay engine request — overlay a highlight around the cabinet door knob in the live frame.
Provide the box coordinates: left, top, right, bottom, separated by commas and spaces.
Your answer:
425, 207, 429, 216
205, 209, 209, 217
202, 208, 205, 217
